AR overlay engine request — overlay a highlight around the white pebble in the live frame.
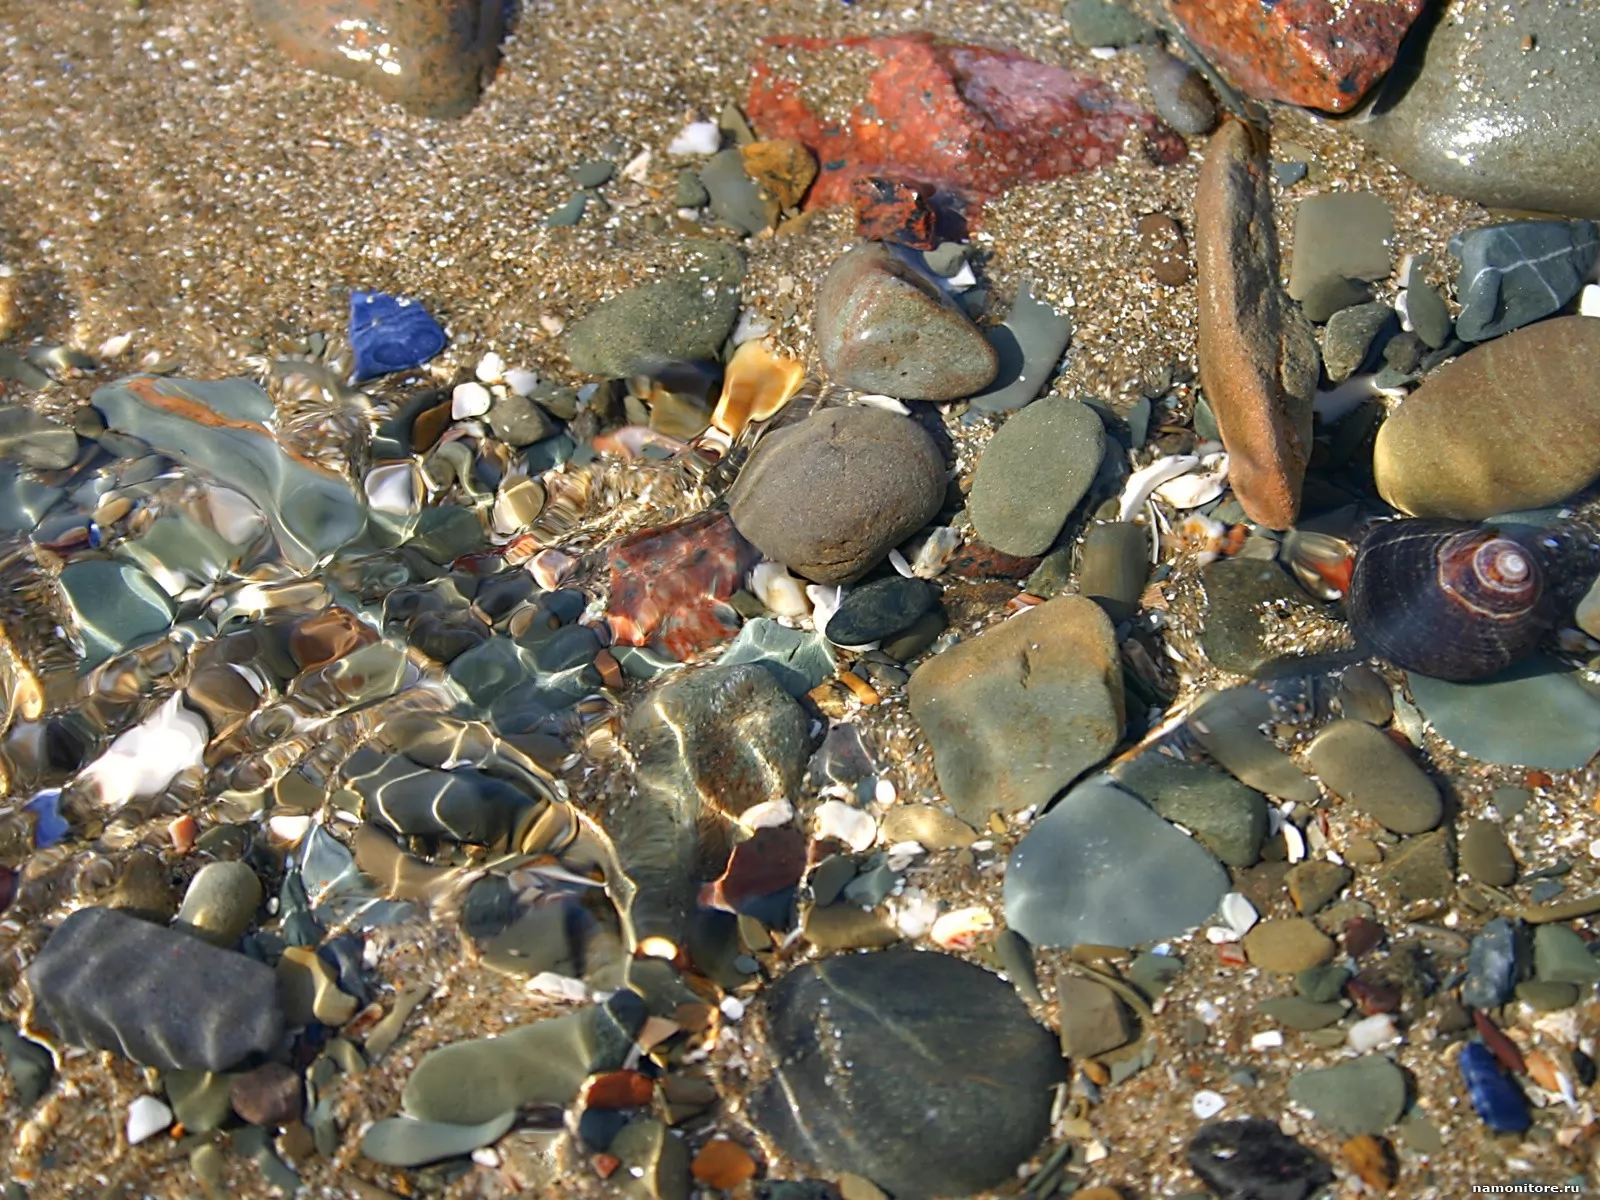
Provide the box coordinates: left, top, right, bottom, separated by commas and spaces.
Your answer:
79, 694, 208, 810
814, 799, 877, 852
451, 381, 493, 420
874, 777, 897, 806
1219, 892, 1260, 937
739, 798, 795, 831
731, 309, 773, 346
1089, 46, 1120, 59
667, 121, 721, 156
1205, 926, 1241, 944
750, 562, 811, 619
891, 890, 941, 938
504, 367, 540, 397
943, 261, 978, 291
621, 148, 653, 184
474, 352, 506, 384
1250, 1030, 1285, 1051
1581, 283, 1600, 318
854, 393, 912, 415
126, 1095, 173, 1145
526, 972, 590, 1002
1191, 1090, 1227, 1119
1347, 1013, 1400, 1052
720, 996, 746, 1022
97, 332, 133, 360
267, 814, 312, 846
471, 1147, 501, 1167
365, 461, 419, 516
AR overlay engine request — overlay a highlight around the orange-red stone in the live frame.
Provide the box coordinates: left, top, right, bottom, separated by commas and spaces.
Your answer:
580, 1069, 656, 1110
606, 511, 760, 661
746, 33, 1184, 216
700, 826, 808, 913
691, 1138, 759, 1189
1170, 0, 1426, 113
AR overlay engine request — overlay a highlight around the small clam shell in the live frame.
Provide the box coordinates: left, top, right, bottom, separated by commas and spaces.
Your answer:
712, 339, 805, 439
929, 906, 995, 950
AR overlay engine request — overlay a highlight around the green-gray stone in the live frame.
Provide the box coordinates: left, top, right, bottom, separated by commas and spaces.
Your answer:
574, 159, 615, 188
1287, 1055, 1406, 1136
58, 559, 176, 667
1307, 720, 1441, 834
1200, 559, 1318, 675
1320, 302, 1392, 382
1516, 980, 1581, 1011
1460, 819, 1517, 886
809, 855, 856, 908
968, 397, 1104, 557
1258, 996, 1350, 1030
1187, 687, 1319, 803
1534, 924, 1600, 984
674, 169, 710, 208
1065, 0, 1150, 46
165, 1070, 234, 1133
0, 1024, 53, 1107
699, 148, 775, 236
967, 280, 1073, 414
825, 576, 935, 646
1127, 952, 1184, 998
609, 1117, 690, 1200
1287, 193, 1393, 307
567, 243, 743, 378
1295, 964, 1351, 1004
362, 1110, 516, 1168
91, 375, 365, 569
1285, 860, 1353, 915
546, 194, 586, 227
1078, 521, 1149, 623
1405, 257, 1452, 349
479, 902, 576, 978
174, 861, 263, 946
1111, 755, 1267, 867
996, 929, 1043, 1006
1056, 975, 1131, 1057
0, 406, 78, 469
1374, 829, 1455, 904
1408, 658, 1600, 771
881, 609, 946, 662
1300, 276, 1374, 324
1023, 544, 1076, 599
0, 462, 62, 532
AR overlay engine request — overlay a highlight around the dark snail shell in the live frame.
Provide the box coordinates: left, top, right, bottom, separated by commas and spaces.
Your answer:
1347, 518, 1555, 682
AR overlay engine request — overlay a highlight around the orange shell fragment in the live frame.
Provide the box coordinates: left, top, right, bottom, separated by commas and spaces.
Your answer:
712, 339, 805, 439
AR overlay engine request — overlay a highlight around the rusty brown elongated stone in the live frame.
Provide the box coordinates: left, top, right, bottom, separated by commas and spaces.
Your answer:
1195, 120, 1320, 530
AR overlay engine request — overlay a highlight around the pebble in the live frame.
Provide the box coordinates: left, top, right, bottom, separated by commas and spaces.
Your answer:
691, 1139, 759, 1189
1285, 861, 1353, 916
1288, 1055, 1407, 1136
175, 860, 264, 946
968, 396, 1105, 556
610, 1119, 691, 1200
1194, 120, 1319, 529
1517, 980, 1580, 1012
1403, 254, 1453, 349
814, 800, 877, 853
1451, 220, 1598, 342
1112, 755, 1267, 867
801, 904, 899, 952
126, 1094, 173, 1145
1056, 975, 1132, 1058
1006, 778, 1229, 948
1287, 193, 1394, 309
1199, 559, 1318, 675
361, 1111, 517, 1168
1187, 1119, 1332, 1200
450, 380, 492, 420
1534, 924, 1600, 984
1462, 918, 1520, 1010
1187, 687, 1318, 803
1374, 829, 1454, 904
278, 945, 359, 1027
1374, 317, 1600, 519
1243, 919, 1335, 973
965, 281, 1075, 414
231, 1062, 303, 1126
825, 576, 935, 645
729, 406, 946, 584
750, 950, 1064, 1197
716, 618, 836, 698
1357, 0, 1600, 218
1258, 996, 1349, 1031
1459, 1041, 1530, 1134
1320, 302, 1392, 382
26, 906, 284, 1072
1578, 573, 1600, 641
0, 1024, 53, 1108
567, 242, 743, 378
1306, 720, 1441, 834
1139, 48, 1217, 136
700, 148, 778, 235
249, 0, 504, 117
741, 138, 818, 210
878, 805, 976, 851
1065, 0, 1150, 47
814, 243, 998, 400
0, 406, 78, 469
908, 596, 1124, 824
345, 291, 448, 380
1460, 819, 1517, 887
1407, 657, 1600, 771
57, 559, 176, 668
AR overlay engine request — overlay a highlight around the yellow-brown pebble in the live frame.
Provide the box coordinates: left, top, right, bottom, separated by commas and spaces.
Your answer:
1242, 918, 1336, 972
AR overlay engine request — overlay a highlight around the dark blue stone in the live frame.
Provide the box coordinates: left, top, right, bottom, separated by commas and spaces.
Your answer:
348, 291, 447, 382
1462, 917, 1520, 1009
1460, 1041, 1531, 1134
1449, 220, 1599, 342
24, 789, 68, 849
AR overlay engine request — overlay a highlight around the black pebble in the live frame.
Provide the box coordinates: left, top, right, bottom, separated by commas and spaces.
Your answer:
1574, 1047, 1597, 1089
1187, 1118, 1333, 1200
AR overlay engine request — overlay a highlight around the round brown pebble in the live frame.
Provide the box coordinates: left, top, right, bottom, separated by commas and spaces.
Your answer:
230, 1062, 303, 1127
690, 1138, 759, 1189
1136, 213, 1191, 287
1460, 818, 1517, 886
1342, 1134, 1398, 1190
1242, 918, 1336, 972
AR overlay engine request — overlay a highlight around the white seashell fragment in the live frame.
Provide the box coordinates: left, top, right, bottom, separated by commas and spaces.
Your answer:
806, 583, 843, 634
1153, 452, 1229, 509
1250, 1030, 1285, 1051
526, 972, 590, 1002
930, 906, 995, 950
885, 840, 925, 871
943, 262, 978, 291
1195, 998, 1222, 1025
126, 1095, 173, 1145
909, 526, 962, 578
97, 332, 133, 360
814, 799, 876, 852
854, 393, 912, 415
731, 309, 773, 346
504, 367, 540, 397
1282, 821, 1307, 864
621, 148, 653, 184
874, 777, 896, 806
1119, 455, 1199, 521
1581, 284, 1600, 318
1191, 1091, 1227, 1119
268, 814, 312, 846
1205, 926, 1241, 944
892, 889, 941, 938
451, 381, 493, 420
1089, 45, 1119, 59
668, 121, 720, 156
739, 798, 794, 831
474, 352, 506, 384
1219, 892, 1260, 937
1347, 1013, 1400, 1052
365, 462, 420, 517
750, 562, 811, 618
80, 694, 208, 809
471, 1147, 501, 1168
888, 548, 913, 578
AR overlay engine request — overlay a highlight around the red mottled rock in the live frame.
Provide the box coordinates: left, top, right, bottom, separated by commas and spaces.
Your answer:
1194, 120, 1320, 530
606, 511, 761, 661
1346, 973, 1402, 1015
944, 543, 1042, 580
700, 826, 808, 912
1170, 0, 1425, 112
852, 176, 939, 249
250, 0, 505, 118
580, 1069, 656, 1110
746, 32, 1186, 216
230, 1062, 304, 1127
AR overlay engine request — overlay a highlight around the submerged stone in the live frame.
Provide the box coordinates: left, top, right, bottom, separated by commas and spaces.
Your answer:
1408, 658, 1600, 771
347, 290, 449, 380
58, 559, 176, 668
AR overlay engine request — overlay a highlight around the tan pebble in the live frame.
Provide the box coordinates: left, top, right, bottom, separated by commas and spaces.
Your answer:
1526, 1048, 1574, 1099
363, 983, 432, 1060
690, 1137, 759, 1189
1081, 1060, 1111, 1086
278, 946, 358, 1026
1136, 212, 1191, 287
839, 1174, 889, 1200
802, 904, 900, 951
879, 804, 977, 850
1242, 918, 1336, 972
1342, 1134, 1398, 1190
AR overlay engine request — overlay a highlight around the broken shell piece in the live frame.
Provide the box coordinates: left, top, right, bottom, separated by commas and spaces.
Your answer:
854, 393, 912, 415
892, 889, 940, 938
1119, 454, 1200, 521
1526, 1049, 1578, 1108
929, 906, 994, 950
712, 339, 805, 439
806, 584, 842, 633
1218, 892, 1259, 937
1281, 529, 1355, 601
739, 798, 795, 831
1153, 452, 1229, 509
814, 799, 876, 852
906, 526, 962, 579
749, 561, 811, 618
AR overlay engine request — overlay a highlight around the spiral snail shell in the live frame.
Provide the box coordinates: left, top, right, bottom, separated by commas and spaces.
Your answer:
1347, 518, 1555, 682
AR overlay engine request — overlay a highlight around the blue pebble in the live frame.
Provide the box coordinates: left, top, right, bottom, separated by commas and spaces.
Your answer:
348, 291, 447, 382
24, 789, 69, 849
1460, 1041, 1531, 1134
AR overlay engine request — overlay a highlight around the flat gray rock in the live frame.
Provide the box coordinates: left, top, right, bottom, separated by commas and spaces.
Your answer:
362, 1111, 516, 1168
1287, 193, 1393, 305
1409, 657, 1600, 770
1288, 1055, 1406, 1136
966, 280, 1074, 414
1112, 754, 1268, 866
715, 618, 836, 697
750, 950, 1063, 1199
26, 906, 284, 1072
968, 396, 1104, 556
1449, 220, 1599, 342
1005, 778, 1229, 948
